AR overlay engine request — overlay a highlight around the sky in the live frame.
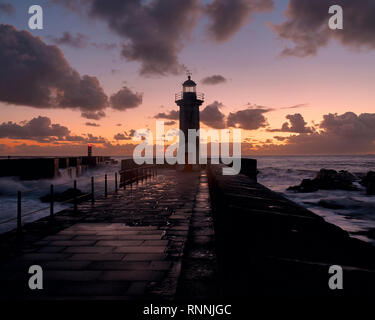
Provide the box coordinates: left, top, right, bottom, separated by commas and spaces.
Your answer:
1, 0, 375, 156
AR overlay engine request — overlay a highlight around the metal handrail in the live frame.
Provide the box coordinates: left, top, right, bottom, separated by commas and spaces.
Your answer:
175, 92, 205, 102
0, 167, 158, 236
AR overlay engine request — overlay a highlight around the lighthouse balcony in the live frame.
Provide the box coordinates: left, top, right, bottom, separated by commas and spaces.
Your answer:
175, 92, 205, 102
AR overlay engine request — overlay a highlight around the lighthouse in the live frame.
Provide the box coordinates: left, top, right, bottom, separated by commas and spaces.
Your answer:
175, 72, 204, 170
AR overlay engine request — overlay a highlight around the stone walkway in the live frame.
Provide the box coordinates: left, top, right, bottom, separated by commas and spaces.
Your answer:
0, 169, 209, 300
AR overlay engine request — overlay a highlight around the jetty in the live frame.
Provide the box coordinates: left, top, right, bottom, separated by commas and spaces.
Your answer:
0, 156, 110, 180
0, 159, 375, 299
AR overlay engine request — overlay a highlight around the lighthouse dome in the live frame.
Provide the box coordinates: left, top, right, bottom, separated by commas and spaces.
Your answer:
183, 76, 196, 87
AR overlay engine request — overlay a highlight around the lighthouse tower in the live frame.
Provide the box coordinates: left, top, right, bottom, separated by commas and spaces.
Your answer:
175, 72, 204, 170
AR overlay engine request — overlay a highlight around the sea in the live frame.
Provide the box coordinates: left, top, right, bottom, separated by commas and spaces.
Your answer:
0, 155, 375, 245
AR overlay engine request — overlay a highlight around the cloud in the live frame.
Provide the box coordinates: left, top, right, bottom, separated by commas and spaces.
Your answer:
85, 122, 100, 127
48, 31, 118, 50
81, 111, 106, 120
154, 110, 179, 120
271, 0, 375, 57
200, 101, 226, 129
0, 24, 108, 114
201, 75, 227, 85
47, 32, 89, 48
0, 3, 13, 16
255, 112, 375, 155
227, 107, 270, 130
0, 116, 111, 145
110, 86, 143, 111
273, 136, 287, 141
91, 42, 117, 50
53, 0, 201, 76
205, 0, 274, 42
114, 129, 135, 141
268, 113, 313, 133
164, 121, 176, 126
280, 103, 309, 110
0, 116, 69, 142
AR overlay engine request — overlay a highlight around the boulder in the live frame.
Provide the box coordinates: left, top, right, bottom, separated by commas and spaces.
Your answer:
288, 169, 358, 193
360, 171, 375, 195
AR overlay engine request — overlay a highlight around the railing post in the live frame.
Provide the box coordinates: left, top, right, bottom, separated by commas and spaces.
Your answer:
73, 180, 77, 213
105, 174, 108, 198
91, 176, 95, 204
115, 172, 118, 193
123, 173, 126, 190
17, 191, 21, 234
50, 184, 54, 218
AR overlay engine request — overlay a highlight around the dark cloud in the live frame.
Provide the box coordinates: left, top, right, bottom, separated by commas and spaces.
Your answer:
271, 0, 375, 57
81, 111, 106, 120
114, 129, 135, 141
205, 0, 274, 42
268, 113, 313, 133
257, 112, 375, 155
201, 75, 227, 85
0, 116, 69, 142
164, 121, 176, 126
110, 86, 143, 111
84, 133, 107, 144
154, 110, 180, 120
0, 24, 108, 114
85, 122, 100, 127
53, 0, 201, 76
0, 3, 13, 16
273, 136, 287, 141
200, 101, 226, 129
280, 103, 309, 110
47, 32, 89, 48
0, 116, 110, 145
227, 107, 270, 130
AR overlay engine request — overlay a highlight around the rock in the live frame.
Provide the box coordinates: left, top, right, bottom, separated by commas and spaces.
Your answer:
288, 169, 359, 193
317, 200, 346, 209
360, 171, 375, 195
40, 188, 87, 203
288, 179, 319, 193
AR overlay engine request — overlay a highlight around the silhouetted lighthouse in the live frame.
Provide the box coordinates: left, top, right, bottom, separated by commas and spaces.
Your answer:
175, 72, 204, 169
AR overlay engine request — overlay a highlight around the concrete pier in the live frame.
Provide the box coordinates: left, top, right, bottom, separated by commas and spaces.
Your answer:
0, 158, 59, 180
0, 156, 107, 179
0, 164, 375, 299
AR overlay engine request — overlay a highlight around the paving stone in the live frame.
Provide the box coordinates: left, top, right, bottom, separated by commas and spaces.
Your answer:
50, 240, 96, 246
45, 271, 102, 281
89, 261, 150, 270
113, 246, 166, 253
63, 246, 114, 253
37, 246, 66, 253
142, 240, 169, 246
125, 281, 149, 295
123, 254, 167, 261
96, 240, 143, 247
69, 253, 125, 261
100, 270, 164, 281
42, 261, 92, 270
18, 253, 71, 261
